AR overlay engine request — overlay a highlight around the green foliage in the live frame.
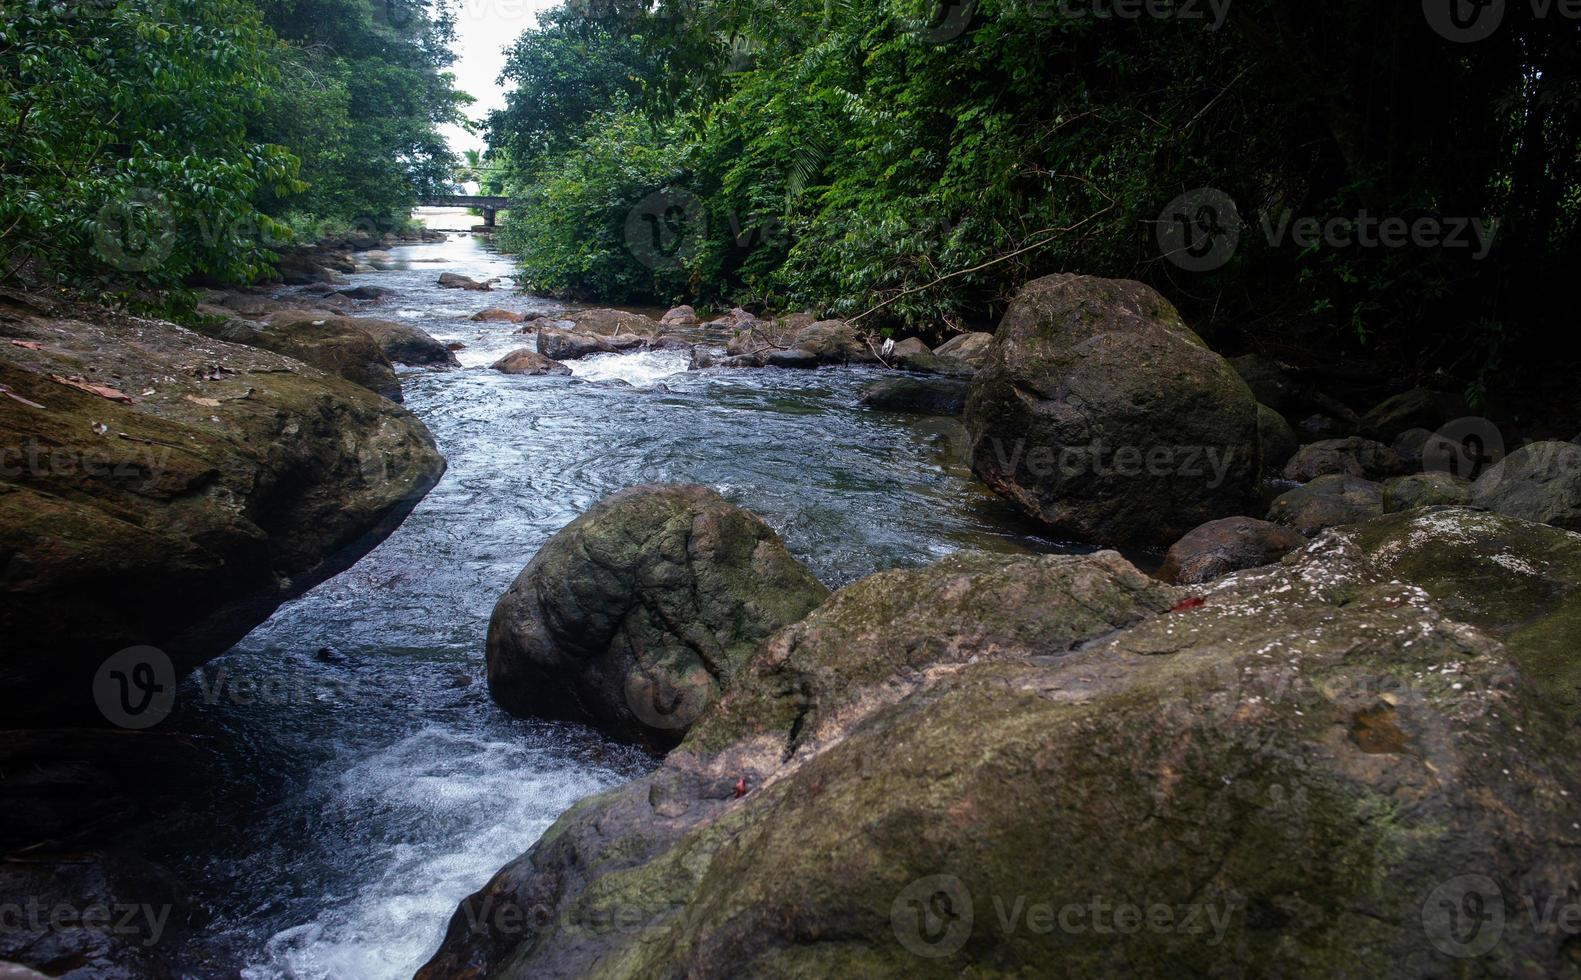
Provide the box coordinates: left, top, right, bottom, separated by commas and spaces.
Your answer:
0, 0, 464, 302
0, 0, 297, 295
487, 0, 1581, 372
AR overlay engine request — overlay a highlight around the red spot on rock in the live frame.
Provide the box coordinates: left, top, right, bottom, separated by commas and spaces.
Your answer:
1171, 597, 1207, 613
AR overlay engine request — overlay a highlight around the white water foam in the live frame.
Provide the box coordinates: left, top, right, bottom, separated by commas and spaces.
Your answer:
568, 350, 689, 387
239, 726, 623, 980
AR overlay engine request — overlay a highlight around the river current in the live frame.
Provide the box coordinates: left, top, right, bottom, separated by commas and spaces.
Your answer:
138, 214, 1062, 977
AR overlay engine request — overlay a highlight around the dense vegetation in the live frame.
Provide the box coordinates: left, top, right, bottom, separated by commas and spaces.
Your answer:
0, 0, 463, 299
487, 0, 1581, 385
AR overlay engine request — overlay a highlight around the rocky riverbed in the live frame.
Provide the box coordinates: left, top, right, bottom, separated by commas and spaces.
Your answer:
5, 224, 1581, 979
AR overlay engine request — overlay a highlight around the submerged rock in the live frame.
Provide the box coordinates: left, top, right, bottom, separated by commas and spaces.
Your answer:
491, 349, 573, 376
965, 274, 1259, 546
438, 272, 491, 291
858, 377, 970, 416
0, 290, 445, 724
485, 485, 829, 749
1158, 516, 1307, 584
425, 525, 1581, 977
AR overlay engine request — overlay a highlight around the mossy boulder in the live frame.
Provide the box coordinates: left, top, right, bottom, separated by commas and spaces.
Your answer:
1382, 473, 1472, 512
485, 485, 829, 749
562, 308, 660, 337
1348, 506, 1581, 723
424, 535, 1581, 978
0, 290, 445, 725
965, 274, 1259, 546
1268, 474, 1384, 535
346, 317, 458, 367
1470, 441, 1581, 531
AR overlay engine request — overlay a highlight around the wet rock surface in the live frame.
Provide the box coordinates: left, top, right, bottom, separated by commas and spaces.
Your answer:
425, 519, 1581, 978
965, 274, 1259, 546
0, 289, 446, 725
485, 485, 830, 749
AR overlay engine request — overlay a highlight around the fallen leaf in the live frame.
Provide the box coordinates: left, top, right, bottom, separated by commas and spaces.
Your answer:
8, 340, 43, 351
1171, 597, 1207, 613
49, 375, 134, 404
184, 395, 221, 408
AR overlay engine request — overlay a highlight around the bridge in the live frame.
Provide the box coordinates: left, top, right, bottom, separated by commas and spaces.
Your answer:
417, 195, 510, 227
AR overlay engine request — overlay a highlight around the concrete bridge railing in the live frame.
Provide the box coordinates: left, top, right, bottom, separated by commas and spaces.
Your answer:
418, 196, 510, 227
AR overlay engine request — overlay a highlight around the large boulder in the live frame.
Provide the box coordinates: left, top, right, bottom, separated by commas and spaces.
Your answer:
534, 326, 615, 361
1157, 516, 1308, 584
485, 485, 830, 749
661, 305, 699, 326
0, 290, 445, 725
1470, 441, 1581, 531
1282, 437, 1407, 483
932, 331, 994, 369
264, 312, 457, 368
491, 349, 572, 376
888, 337, 930, 359
1267, 474, 1384, 535
965, 274, 1259, 546
562, 308, 659, 338
424, 531, 1581, 978
793, 319, 875, 364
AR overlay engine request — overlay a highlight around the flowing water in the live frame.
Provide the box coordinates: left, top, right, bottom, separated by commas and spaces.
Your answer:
140, 214, 1064, 977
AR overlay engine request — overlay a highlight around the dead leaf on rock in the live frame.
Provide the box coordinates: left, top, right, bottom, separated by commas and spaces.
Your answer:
8, 339, 43, 351
49, 375, 135, 403
184, 395, 222, 408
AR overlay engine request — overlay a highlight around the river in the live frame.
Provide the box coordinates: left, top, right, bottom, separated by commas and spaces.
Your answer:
134, 215, 1063, 977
